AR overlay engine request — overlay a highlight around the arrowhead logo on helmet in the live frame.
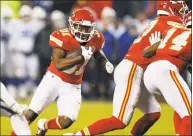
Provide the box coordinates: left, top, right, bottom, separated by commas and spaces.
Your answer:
185, 11, 192, 28
157, 0, 189, 19
69, 9, 96, 43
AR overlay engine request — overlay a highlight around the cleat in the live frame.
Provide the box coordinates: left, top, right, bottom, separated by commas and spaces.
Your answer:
36, 119, 48, 136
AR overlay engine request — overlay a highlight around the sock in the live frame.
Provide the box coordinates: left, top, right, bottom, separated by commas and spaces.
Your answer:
10, 112, 33, 135
10, 114, 31, 135
77, 116, 125, 135
11, 131, 16, 136
179, 116, 192, 135
45, 117, 63, 129
130, 112, 161, 135
173, 111, 182, 134
3, 79, 18, 136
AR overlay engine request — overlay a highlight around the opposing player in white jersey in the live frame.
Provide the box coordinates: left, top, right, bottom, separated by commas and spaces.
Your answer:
1, 6, 14, 84
143, 11, 192, 135
0, 82, 31, 135
6, 5, 44, 99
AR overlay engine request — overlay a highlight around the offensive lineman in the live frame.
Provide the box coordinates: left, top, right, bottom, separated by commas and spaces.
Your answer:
67, 1, 188, 136
143, 11, 192, 135
11, 9, 114, 136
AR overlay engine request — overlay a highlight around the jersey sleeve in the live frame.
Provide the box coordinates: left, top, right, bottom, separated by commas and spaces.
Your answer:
49, 30, 69, 50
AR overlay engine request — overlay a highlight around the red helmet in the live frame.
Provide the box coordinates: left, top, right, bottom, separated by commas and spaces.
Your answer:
157, 0, 188, 18
185, 11, 192, 27
69, 9, 96, 43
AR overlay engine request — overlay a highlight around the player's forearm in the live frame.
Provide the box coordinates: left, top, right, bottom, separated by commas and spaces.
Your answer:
0, 82, 16, 107
93, 50, 114, 74
93, 50, 108, 68
143, 41, 160, 58
54, 56, 84, 71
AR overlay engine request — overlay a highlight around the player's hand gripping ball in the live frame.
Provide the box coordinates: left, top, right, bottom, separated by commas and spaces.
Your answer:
65, 48, 82, 58
64, 48, 83, 70
65, 46, 95, 65
80, 46, 95, 61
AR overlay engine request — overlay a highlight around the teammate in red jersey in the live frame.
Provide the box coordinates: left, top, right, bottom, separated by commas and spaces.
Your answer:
10, 9, 114, 136
65, 1, 188, 136
143, 11, 192, 135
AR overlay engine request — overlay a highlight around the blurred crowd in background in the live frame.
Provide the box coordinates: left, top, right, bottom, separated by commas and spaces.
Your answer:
1, 0, 192, 101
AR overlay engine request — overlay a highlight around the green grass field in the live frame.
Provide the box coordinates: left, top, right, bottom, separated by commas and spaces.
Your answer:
1, 101, 175, 135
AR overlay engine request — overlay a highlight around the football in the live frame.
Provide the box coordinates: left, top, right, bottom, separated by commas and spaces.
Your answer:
65, 48, 82, 58
62, 48, 83, 70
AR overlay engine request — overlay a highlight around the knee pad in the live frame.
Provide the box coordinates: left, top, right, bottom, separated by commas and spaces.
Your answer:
58, 116, 73, 129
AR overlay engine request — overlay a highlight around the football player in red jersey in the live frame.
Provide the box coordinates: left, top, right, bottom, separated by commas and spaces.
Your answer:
143, 11, 192, 135
66, 1, 189, 136
10, 9, 114, 136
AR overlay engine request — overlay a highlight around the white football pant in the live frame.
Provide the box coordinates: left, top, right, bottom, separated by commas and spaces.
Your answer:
144, 60, 192, 118
29, 71, 81, 121
113, 59, 161, 125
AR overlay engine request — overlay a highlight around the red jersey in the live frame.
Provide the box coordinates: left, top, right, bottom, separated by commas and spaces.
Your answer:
124, 16, 182, 70
152, 26, 192, 72
48, 28, 104, 84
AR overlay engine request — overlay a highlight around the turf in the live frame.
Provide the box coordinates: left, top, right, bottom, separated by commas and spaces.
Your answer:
0, 101, 175, 135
